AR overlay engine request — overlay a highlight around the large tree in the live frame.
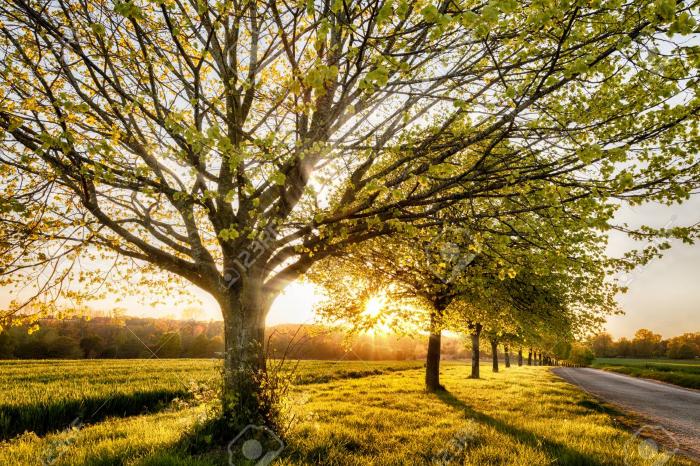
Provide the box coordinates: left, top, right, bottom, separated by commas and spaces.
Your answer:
1, 0, 699, 425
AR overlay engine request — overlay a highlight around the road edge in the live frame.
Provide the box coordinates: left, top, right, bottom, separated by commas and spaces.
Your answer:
550, 367, 700, 465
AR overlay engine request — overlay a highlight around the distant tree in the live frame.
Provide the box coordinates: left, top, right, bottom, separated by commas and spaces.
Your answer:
79, 335, 103, 359
117, 334, 148, 359
668, 342, 696, 360
155, 332, 182, 358
189, 333, 211, 358
99, 346, 117, 359
46, 336, 82, 359
567, 344, 595, 367
552, 341, 573, 362
0, 331, 15, 358
589, 333, 615, 358
207, 336, 224, 357
631, 329, 662, 358
667, 333, 700, 359
615, 337, 633, 357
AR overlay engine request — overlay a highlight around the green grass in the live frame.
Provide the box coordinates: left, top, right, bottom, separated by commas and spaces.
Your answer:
0, 359, 422, 440
0, 359, 218, 439
0, 361, 694, 465
592, 358, 700, 390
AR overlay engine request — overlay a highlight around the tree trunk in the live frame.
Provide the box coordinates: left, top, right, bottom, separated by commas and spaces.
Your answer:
539, 353, 543, 366
425, 309, 443, 392
527, 348, 532, 366
469, 323, 482, 379
491, 339, 499, 373
504, 345, 510, 368
219, 281, 276, 430
518, 348, 523, 366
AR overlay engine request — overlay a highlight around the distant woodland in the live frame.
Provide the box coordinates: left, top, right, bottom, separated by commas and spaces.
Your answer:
589, 330, 700, 359
1, 316, 696, 361
0, 316, 464, 360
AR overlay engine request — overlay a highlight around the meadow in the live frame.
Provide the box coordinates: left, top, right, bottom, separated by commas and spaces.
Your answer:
0, 359, 422, 440
592, 358, 700, 390
0, 359, 695, 465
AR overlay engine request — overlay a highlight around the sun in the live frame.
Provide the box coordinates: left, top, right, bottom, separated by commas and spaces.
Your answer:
364, 295, 386, 319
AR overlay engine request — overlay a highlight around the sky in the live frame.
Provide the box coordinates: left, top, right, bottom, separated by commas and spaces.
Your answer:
603, 196, 700, 338
2, 199, 699, 339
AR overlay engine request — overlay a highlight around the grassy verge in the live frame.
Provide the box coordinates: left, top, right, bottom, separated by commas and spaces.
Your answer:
1, 363, 694, 465
591, 358, 700, 390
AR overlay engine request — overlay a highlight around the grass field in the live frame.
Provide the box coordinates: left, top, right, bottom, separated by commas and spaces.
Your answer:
592, 358, 700, 390
0, 359, 422, 440
0, 360, 695, 465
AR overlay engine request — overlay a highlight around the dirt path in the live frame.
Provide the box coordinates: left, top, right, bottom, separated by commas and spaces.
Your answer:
553, 367, 700, 460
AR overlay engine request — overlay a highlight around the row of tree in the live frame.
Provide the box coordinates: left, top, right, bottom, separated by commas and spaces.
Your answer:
589, 330, 700, 359
2, 0, 700, 431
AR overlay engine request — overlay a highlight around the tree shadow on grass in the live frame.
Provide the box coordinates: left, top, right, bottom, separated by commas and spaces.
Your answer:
0, 389, 188, 440
434, 390, 612, 466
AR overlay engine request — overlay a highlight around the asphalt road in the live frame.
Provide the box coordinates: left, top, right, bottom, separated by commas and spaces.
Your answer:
553, 367, 700, 460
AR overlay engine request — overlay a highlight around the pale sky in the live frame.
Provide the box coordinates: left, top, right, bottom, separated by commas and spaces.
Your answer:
604, 196, 700, 339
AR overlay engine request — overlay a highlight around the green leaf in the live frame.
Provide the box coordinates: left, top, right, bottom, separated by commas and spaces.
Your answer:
577, 144, 601, 164
396, 0, 409, 19
377, 0, 394, 26
421, 5, 441, 23
654, 0, 676, 22
90, 23, 106, 36
271, 171, 286, 186
114, 1, 143, 19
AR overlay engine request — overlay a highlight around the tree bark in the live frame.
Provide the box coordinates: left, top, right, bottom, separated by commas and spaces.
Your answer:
490, 338, 499, 373
539, 353, 543, 366
504, 345, 510, 368
425, 309, 444, 392
469, 323, 482, 379
527, 348, 532, 366
219, 280, 276, 430
518, 348, 523, 366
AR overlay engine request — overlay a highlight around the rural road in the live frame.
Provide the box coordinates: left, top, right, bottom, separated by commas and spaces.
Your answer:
553, 367, 700, 460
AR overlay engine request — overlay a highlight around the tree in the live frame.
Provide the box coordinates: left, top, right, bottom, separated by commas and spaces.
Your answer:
207, 335, 225, 356
0, 331, 15, 358
2, 0, 699, 427
666, 333, 699, 359
46, 335, 82, 359
155, 332, 182, 358
616, 337, 633, 357
567, 344, 595, 367
589, 332, 615, 358
668, 341, 696, 360
79, 335, 103, 358
189, 333, 212, 358
488, 334, 500, 373
631, 328, 662, 358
